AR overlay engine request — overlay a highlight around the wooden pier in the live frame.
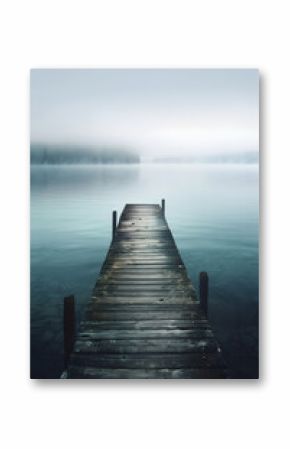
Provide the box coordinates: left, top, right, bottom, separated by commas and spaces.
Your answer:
65, 202, 226, 378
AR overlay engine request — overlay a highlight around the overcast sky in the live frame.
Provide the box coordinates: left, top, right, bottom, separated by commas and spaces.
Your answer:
31, 69, 259, 158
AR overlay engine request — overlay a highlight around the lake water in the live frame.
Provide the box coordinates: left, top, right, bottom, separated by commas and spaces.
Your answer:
31, 163, 259, 379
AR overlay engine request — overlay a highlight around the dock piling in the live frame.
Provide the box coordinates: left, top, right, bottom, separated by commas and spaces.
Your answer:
112, 210, 117, 239
161, 199, 165, 216
64, 295, 75, 367
199, 272, 208, 317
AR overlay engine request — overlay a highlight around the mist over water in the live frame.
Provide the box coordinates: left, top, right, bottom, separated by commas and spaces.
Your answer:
31, 69, 259, 159
31, 163, 258, 379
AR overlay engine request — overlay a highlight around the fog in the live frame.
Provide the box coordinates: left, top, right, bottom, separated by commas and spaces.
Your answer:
31, 69, 259, 161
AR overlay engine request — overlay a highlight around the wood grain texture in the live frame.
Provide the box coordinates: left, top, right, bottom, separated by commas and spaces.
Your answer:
66, 204, 226, 379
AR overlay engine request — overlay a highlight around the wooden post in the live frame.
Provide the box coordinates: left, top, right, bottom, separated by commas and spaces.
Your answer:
112, 210, 117, 240
64, 295, 75, 367
161, 199, 165, 216
199, 272, 208, 317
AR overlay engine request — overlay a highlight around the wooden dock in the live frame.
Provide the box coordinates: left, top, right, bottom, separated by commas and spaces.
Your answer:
65, 202, 226, 378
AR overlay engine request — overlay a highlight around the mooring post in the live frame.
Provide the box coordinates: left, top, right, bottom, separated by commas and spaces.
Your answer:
64, 294, 75, 367
199, 272, 208, 317
112, 210, 117, 240
161, 198, 165, 216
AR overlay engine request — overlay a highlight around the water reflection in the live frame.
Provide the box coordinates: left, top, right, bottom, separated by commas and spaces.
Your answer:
31, 164, 140, 196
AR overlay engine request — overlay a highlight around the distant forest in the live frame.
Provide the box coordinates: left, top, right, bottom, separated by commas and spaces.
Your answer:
31, 144, 140, 164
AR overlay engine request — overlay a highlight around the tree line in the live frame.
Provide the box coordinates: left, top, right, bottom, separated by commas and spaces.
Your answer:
31, 144, 140, 164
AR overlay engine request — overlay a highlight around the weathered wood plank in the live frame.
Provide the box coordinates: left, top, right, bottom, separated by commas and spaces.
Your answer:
68, 367, 225, 379
94, 287, 195, 295
97, 279, 190, 285
74, 337, 219, 354
87, 297, 198, 305
69, 352, 224, 369
79, 319, 209, 331
77, 329, 214, 340
86, 304, 202, 313
86, 302, 201, 309
85, 309, 204, 320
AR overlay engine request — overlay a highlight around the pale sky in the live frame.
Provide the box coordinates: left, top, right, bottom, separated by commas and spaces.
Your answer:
31, 69, 259, 158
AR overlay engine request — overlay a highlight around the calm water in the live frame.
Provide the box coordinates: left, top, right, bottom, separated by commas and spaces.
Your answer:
31, 163, 259, 378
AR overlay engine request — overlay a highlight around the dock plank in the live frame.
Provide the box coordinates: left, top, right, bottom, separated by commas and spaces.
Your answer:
68, 367, 225, 379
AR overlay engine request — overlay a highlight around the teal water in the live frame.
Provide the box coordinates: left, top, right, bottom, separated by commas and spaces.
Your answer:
30, 163, 259, 378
